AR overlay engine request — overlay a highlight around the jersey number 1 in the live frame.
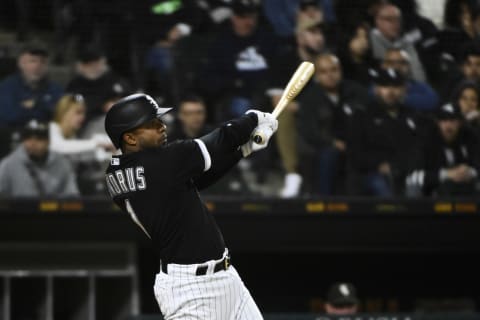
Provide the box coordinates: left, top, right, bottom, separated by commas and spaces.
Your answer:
125, 199, 151, 239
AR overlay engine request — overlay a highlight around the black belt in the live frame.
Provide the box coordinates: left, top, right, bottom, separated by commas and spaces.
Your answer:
162, 256, 231, 276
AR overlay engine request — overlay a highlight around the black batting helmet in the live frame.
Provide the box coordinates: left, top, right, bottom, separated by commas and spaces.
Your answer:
105, 93, 172, 149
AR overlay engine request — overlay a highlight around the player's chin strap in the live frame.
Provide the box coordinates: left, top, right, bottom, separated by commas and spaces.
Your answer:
125, 199, 151, 239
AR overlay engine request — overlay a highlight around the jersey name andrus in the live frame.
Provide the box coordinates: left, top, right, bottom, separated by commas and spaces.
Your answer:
106, 166, 146, 196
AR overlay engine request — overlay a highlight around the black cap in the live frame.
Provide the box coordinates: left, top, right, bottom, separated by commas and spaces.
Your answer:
459, 42, 480, 65
100, 82, 127, 105
105, 94, 172, 149
436, 103, 463, 120
327, 282, 359, 307
22, 120, 49, 140
20, 42, 49, 57
77, 45, 105, 63
232, 0, 260, 15
300, 0, 319, 10
370, 68, 407, 87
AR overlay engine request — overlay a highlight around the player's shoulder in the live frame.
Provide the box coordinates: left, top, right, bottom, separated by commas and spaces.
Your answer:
105, 140, 199, 169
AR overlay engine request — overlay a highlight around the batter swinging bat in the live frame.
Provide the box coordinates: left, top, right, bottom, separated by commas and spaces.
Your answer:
253, 61, 315, 144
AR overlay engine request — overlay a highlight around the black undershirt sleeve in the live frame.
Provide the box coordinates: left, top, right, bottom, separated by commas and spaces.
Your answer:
199, 113, 257, 155
193, 150, 243, 190
194, 113, 257, 189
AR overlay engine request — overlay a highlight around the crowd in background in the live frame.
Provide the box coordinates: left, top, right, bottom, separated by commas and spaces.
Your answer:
0, 0, 479, 198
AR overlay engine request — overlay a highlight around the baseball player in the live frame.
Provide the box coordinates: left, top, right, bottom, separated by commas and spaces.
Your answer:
104, 93, 277, 319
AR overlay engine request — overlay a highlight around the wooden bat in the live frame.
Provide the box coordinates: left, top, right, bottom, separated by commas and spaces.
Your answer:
253, 61, 315, 144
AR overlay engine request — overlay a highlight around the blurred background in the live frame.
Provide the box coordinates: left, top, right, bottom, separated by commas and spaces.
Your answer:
0, 0, 479, 319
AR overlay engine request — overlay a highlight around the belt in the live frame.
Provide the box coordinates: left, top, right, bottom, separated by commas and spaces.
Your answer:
162, 255, 231, 276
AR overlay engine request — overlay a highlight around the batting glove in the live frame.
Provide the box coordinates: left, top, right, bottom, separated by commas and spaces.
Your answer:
240, 123, 275, 157
246, 109, 277, 129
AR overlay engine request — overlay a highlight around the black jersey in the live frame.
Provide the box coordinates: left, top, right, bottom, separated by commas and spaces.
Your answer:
105, 114, 257, 264
105, 139, 225, 264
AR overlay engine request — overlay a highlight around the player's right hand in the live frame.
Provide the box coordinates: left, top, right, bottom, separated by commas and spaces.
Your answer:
240, 123, 275, 157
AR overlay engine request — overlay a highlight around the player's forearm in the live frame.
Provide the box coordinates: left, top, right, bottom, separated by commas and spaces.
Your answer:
199, 113, 257, 155
194, 150, 243, 190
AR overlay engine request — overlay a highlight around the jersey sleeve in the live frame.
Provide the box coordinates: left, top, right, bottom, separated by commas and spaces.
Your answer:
165, 140, 211, 180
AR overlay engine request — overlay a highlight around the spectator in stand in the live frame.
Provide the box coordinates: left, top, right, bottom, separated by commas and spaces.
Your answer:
297, 53, 368, 195
263, 0, 335, 39
79, 89, 123, 195
325, 282, 359, 315
169, 94, 250, 196
334, 0, 387, 29
268, 15, 328, 198
66, 46, 131, 122
381, 48, 439, 112
390, 0, 439, 81
370, 3, 427, 82
337, 21, 376, 86
297, 0, 326, 26
442, 43, 480, 100
81, 88, 123, 141
0, 120, 79, 197
49, 94, 113, 162
406, 103, 480, 196
201, 0, 277, 120
452, 81, 480, 137
0, 43, 63, 127
349, 68, 420, 196
168, 95, 212, 141
438, 0, 480, 62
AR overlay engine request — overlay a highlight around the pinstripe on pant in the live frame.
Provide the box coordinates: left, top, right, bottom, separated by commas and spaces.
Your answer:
154, 253, 262, 319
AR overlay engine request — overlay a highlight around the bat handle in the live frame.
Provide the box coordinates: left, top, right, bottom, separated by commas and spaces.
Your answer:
252, 131, 266, 145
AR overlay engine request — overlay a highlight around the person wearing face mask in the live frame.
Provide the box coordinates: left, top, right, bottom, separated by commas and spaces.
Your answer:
0, 120, 79, 197
66, 45, 131, 122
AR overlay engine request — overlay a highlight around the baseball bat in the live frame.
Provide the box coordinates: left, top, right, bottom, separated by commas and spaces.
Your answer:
253, 61, 315, 144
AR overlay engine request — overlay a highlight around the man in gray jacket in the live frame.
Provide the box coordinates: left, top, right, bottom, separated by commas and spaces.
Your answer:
370, 3, 427, 82
0, 120, 79, 197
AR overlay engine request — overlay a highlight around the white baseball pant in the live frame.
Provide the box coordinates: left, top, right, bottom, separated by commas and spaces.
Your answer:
154, 251, 263, 320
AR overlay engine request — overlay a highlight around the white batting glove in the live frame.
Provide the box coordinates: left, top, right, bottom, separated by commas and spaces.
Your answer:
240, 123, 275, 157
246, 109, 277, 129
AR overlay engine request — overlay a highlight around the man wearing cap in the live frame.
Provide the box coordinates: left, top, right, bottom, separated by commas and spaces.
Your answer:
66, 45, 131, 122
104, 93, 277, 319
0, 43, 63, 127
0, 120, 79, 197
381, 48, 439, 112
406, 103, 480, 196
263, 0, 334, 38
349, 68, 420, 196
325, 282, 359, 315
201, 0, 277, 119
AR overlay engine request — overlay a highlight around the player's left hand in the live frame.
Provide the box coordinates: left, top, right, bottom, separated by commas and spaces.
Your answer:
246, 109, 277, 128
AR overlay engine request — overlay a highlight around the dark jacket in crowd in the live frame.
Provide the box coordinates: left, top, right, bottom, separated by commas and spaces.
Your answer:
0, 73, 63, 127
66, 71, 130, 121
406, 124, 480, 196
201, 23, 278, 102
349, 101, 421, 188
297, 79, 369, 148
